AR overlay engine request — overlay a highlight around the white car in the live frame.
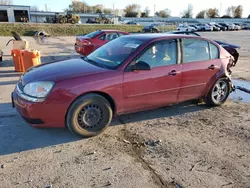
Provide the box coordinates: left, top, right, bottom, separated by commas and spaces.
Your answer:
177, 25, 197, 31
234, 24, 241, 30
196, 23, 212, 31
228, 23, 236, 30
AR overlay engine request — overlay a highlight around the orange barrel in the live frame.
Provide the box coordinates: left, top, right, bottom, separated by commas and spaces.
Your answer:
11, 49, 24, 72
22, 50, 41, 72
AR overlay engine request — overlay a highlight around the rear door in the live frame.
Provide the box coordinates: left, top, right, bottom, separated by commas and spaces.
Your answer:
178, 38, 222, 102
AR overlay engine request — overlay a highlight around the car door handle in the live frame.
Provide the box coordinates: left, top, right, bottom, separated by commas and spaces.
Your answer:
168, 70, 180, 76
208, 65, 219, 70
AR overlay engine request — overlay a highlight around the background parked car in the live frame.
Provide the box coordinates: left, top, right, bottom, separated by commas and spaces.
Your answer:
75, 30, 129, 56
177, 24, 197, 31
214, 24, 227, 31
208, 23, 221, 31
234, 23, 241, 30
126, 21, 140, 25
196, 23, 212, 31
218, 23, 229, 30
143, 25, 160, 33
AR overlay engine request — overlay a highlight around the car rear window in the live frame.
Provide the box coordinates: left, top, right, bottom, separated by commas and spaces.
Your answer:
84, 30, 102, 38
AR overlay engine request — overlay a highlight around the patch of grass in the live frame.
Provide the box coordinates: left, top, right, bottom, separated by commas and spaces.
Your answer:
157, 25, 177, 32
0, 23, 144, 36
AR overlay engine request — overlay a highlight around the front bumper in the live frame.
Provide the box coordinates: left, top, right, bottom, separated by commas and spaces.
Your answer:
11, 88, 66, 128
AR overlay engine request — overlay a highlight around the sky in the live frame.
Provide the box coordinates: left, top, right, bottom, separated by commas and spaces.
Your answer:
13, 0, 250, 17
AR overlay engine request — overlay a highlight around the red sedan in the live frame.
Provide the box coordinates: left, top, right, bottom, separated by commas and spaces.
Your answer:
75, 30, 129, 56
12, 34, 236, 137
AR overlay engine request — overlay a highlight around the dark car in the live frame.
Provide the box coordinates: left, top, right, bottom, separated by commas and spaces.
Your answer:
143, 25, 160, 33
126, 21, 140, 25
168, 31, 240, 65
214, 24, 227, 31
75, 30, 129, 56
218, 23, 229, 30
12, 34, 236, 137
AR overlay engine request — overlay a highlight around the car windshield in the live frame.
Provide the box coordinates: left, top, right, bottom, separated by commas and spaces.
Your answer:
84, 30, 102, 38
86, 37, 145, 69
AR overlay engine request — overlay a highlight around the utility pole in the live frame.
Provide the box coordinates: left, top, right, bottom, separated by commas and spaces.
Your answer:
154, 4, 156, 16
220, 3, 222, 17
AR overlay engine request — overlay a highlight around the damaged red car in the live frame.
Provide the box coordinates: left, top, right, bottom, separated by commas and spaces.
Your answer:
12, 34, 237, 137
75, 30, 129, 56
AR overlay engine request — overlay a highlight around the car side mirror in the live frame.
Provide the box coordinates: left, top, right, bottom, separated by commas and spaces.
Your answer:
131, 61, 151, 71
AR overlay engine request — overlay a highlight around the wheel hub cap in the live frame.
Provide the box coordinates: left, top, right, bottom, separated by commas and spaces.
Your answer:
77, 104, 103, 129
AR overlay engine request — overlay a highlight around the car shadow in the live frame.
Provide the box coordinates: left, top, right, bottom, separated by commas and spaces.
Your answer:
0, 102, 79, 156
112, 101, 211, 125
0, 101, 210, 156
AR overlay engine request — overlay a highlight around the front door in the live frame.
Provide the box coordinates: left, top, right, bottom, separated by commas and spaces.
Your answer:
178, 38, 222, 102
123, 39, 182, 113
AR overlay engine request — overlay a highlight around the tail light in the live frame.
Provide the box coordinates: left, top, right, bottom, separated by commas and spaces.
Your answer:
79, 39, 91, 45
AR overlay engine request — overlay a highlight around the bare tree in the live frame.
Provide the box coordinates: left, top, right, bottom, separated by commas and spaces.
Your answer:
225, 6, 236, 17
0, 0, 12, 5
124, 4, 141, 17
181, 4, 193, 18
196, 10, 207, 18
155, 9, 171, 18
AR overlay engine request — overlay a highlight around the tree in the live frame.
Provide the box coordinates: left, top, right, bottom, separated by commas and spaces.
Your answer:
225, 6, 236, 17
104, 8, 112, 14
234, 5, 243, 18
206, 8, 219, 18
248, 14, 250, 19
124, 4, 141, 17
181, 4, 193, 18
155, 9, 171, 18
96, 9, 102, 13
141, 7, 150, 17
0, 0, 12, 5
196, 10, 206, 18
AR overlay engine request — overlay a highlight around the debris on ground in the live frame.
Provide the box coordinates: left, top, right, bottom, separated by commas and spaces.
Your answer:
123, 139, 131, 144
45, 184, 53, 188
34, 31, 51, 37
104, 181, 112, 186
87, 151, 96, 156
145, 140, 162, 147
1, 164, 5, 168
103, 167, 112, 171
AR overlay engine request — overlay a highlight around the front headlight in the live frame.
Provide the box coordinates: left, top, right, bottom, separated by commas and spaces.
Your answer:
23, 81, 54, 98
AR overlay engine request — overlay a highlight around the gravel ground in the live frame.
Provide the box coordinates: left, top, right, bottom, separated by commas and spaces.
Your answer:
0, 31, 250, 188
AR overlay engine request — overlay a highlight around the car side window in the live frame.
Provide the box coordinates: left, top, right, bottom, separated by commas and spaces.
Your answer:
210, 43, 219, 59
136, 40, 177, 68
118, 33, 126, 37
99, 33, 119, 41
183, 38, 210, 63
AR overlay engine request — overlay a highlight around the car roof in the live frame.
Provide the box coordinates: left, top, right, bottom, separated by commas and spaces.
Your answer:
100, 30, 126, 32
121, 33, 202, 41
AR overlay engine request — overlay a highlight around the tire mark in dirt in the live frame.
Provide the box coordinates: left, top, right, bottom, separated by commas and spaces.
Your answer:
117, 118, 180, 188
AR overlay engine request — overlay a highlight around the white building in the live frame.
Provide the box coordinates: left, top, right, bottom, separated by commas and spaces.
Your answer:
0, 5, 30, 22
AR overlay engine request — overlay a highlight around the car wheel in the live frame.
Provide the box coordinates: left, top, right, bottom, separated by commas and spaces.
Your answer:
66, 94, 113, 137
205, 78, 230, 106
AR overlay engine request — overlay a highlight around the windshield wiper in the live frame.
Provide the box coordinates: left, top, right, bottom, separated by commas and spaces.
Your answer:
82, 57, 109, 69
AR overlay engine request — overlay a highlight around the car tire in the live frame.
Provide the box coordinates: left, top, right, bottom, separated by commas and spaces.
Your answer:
66, 94, 113, 138
205, 78, 231, 106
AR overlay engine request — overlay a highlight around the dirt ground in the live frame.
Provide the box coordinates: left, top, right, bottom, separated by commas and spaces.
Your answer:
0, 31, 250, 188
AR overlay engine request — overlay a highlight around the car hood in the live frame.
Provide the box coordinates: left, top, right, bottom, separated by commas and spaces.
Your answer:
214, 40, 240, 49
21, 58, 109, 85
